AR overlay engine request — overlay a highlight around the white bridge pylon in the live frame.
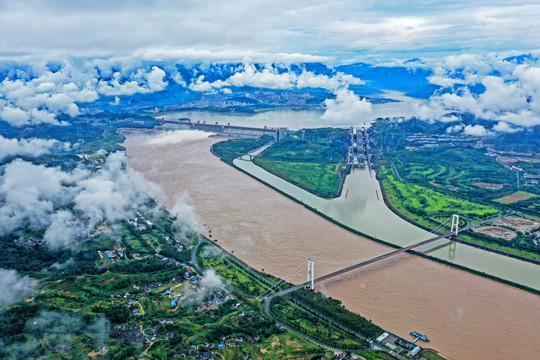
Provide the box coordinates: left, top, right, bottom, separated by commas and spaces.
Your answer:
451, 214, 460, 235
307, 259, 315, 291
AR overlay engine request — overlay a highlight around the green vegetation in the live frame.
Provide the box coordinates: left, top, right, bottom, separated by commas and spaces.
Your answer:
370, 118, 540, 260
0, 116, 342, 360
494, 191, 537, 204
197, 242, 390, 353
254, 128, 350, 198
0, 212, 337, 360
362, 352, 400, 360
270, 296, 368, 350
211, 135, 274, 164
197, 243, 274, 300
291, 289, 384, 339
379, 165, 500, 228
254, 158, 346, 197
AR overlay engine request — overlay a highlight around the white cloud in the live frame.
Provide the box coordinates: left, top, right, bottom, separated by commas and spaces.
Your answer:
0, 269, 36, 309
0, 135, 63, 160
418, 53, 540, 127
446, 124, 465, 133
321, 88, 372, 125
170, 192, 204, 236
0, 62, 172, 126
0, 106, 31, 126
0, 152, 168, 248
492, 121, 521, 133
188, 63, 363, 92
73, 152, 163, 231
295, 72, 363, 90
0, 160, 75, 233
226, 64, 296, 89
96, 66, 167, 96
183, 269, 227, 304
1, 2, 540, 64
0, 68, 98, 126
134, 48, 330, 64
463, 124, 487, 136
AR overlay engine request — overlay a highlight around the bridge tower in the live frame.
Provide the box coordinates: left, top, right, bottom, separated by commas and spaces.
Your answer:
307, 259, 315, 291
450, 214, 460, 235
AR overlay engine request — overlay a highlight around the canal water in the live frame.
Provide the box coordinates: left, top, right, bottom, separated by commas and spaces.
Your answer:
125, 131, 540, 360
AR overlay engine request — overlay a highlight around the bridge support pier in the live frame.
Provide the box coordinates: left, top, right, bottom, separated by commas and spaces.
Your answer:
307, 259, 314, 291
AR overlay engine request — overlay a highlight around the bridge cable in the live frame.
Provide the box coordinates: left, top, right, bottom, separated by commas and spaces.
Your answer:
256, 262, 306, 300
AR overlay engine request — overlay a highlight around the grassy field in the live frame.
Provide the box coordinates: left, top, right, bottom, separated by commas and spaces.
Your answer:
379, 165, 500, 227
368, 117, 540, 260
253, 128, 350, 198
378, 165, 540, 260
494, 191, 538, 204
211, 135, 274, 163
254, 158, 346, 197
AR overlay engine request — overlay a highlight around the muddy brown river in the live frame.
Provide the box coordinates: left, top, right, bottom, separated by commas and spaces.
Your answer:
125, 131, 540, 360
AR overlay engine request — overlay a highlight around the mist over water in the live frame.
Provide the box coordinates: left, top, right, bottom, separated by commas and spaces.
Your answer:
125, 131, 540, 360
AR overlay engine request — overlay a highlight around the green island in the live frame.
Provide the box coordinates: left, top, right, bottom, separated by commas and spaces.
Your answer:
211, 135, 274, 164
253, 128, 351, 198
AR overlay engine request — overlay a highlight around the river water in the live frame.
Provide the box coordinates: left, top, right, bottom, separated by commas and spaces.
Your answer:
158, 92, 421, 130
233, 157, 540, 290
125, 131, 540, 360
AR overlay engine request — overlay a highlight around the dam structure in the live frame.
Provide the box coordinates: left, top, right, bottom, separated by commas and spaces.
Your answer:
158, 118, 290, 141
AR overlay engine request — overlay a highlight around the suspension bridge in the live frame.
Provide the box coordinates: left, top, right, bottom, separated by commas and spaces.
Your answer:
258, 212, 514, 300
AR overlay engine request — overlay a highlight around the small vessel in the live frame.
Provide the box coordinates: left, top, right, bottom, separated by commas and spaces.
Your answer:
410, 331, 430, 343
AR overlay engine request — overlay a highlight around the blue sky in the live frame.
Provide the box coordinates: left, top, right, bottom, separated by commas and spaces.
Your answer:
1, 0, 539, 64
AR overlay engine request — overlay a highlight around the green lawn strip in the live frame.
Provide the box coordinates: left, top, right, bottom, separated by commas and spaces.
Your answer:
270, 296, 368, 350
198, 244, 273, 299
211, 135, 274, 163
254, 158, 343, 198
422, 350, 447, 360
458, 232, 540, 262
291, 289, 383, 340
362, 352, 401, 360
